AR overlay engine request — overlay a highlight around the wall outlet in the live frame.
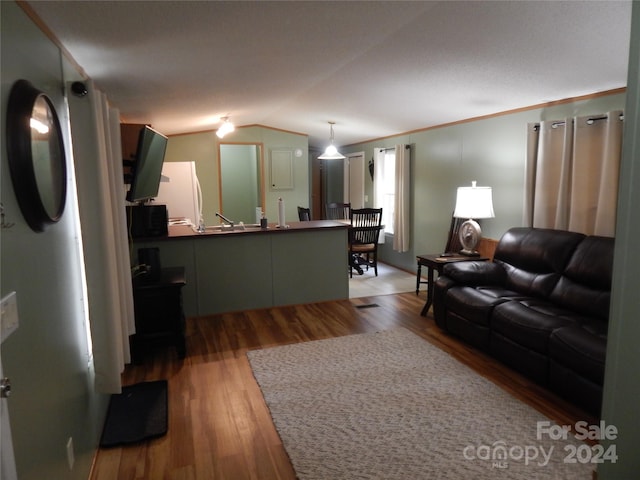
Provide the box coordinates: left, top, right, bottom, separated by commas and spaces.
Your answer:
66, 437, 75, 470
0, 291, 19, 344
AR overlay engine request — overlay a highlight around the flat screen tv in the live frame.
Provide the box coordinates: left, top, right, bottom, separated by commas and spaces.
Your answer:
126, 125, 168, 204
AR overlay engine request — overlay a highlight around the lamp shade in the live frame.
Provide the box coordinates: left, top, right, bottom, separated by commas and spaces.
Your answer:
453, 182, 495, 219
318, 121, 345, 160
318, 145, 346, 160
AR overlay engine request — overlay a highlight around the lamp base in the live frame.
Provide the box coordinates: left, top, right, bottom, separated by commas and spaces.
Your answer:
458, 219, 482, 257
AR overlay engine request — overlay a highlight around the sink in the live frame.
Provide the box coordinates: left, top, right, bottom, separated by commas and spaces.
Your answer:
194, 223, 263, 233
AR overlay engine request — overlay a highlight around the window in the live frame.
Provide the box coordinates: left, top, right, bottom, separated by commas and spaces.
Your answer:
373, 145, 411, 252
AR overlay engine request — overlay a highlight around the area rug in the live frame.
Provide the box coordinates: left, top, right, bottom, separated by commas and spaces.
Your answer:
100, 380, 168, 448
247, 329, 595, 479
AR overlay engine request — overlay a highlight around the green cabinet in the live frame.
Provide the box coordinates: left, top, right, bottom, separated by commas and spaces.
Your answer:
133, 222, 348, 316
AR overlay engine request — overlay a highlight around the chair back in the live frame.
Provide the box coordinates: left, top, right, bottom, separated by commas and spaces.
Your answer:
297, 206, 311, 221
350, 208, 383, 244
326, 202, 351, 220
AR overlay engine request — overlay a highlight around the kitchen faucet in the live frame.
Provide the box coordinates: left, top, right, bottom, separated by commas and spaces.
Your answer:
215, 212, 234, 228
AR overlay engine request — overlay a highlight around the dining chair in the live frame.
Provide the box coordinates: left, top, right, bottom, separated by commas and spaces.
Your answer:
325, 202, 351, 220
349, 208, 383, 277
297, 206, 311, 221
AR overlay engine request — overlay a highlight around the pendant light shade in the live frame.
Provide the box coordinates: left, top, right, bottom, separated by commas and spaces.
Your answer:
318, 122, 346, 160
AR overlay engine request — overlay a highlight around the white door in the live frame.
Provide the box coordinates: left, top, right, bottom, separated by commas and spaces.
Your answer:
344, 152, 365, 209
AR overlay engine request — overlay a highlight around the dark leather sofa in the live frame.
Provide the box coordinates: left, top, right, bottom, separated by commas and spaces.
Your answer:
433, 227, 614, 416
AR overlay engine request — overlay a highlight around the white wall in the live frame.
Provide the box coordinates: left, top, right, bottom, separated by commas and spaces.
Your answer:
599, 2, 640, 477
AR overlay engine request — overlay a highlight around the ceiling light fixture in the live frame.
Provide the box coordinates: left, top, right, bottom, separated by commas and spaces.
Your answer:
216, 116, 235, 138
318, 121, 346, 160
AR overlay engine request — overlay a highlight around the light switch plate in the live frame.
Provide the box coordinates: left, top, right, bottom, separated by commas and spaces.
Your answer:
0, 291, 19, 343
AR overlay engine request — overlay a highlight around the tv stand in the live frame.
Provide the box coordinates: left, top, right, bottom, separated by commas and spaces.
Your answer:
131, 266, 186, 363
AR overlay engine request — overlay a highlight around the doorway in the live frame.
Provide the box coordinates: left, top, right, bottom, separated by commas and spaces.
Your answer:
344, 152, 365, 209
313, 151, 365, 218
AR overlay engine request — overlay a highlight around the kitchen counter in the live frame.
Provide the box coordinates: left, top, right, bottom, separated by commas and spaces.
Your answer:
132, 220, 349, 316
164, 220, 348, 238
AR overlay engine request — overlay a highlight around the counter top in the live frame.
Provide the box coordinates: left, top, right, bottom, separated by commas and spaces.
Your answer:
162, 220, 348, 239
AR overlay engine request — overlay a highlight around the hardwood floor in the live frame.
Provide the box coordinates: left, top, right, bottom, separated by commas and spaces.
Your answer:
90, 293, 596, 480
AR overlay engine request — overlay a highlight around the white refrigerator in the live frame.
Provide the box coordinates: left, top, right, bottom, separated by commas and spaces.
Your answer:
155, 161, 201, 226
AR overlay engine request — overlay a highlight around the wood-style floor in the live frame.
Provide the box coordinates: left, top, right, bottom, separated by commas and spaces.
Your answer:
89, 292, 596, 480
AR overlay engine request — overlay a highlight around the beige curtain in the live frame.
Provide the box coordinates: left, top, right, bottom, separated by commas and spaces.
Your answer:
373, 145, 411, 250
525, 111, 623, 237
67, 80, 135, 393
393, 144, 411, 252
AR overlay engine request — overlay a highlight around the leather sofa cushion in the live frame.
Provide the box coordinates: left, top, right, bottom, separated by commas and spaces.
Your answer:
494, 228, 585, 298
495, 227, 585, 274
444, 286, 511, 326
549, 277, 611, 320
499, 265, 561, 300
549, 324, 607, 384
491, 300, 575, 352
442, 261, 506, 286
549, 236, 614, 319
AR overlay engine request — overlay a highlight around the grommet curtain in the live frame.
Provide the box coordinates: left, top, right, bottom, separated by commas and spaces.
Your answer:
524, 111, 624, 237
373, 144, 411, 252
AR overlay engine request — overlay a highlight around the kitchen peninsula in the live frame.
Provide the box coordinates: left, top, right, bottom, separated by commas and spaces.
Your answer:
132, 220, 349, 316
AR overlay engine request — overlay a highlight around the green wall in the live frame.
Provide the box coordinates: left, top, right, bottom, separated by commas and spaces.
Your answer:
599, 3, 640, 478
342, 92, 626, 272
164, 126, 309, 226
1, 2, 109, 479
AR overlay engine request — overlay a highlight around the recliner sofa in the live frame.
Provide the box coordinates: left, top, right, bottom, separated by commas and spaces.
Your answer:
433, 227, 614, 416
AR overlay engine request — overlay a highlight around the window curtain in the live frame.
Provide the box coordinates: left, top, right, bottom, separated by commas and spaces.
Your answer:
373, 145, 411, 251
67, 80, 135, 394
524, 111, 623, 237
393, 144, 411, 252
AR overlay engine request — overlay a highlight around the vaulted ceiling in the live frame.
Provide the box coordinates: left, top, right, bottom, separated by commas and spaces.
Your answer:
27, 1, 632, 148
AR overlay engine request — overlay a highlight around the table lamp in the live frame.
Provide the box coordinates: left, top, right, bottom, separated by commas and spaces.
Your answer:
453, 181, 495, 256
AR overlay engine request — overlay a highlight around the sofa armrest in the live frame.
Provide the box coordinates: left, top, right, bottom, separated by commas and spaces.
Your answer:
442, 261, 506, 286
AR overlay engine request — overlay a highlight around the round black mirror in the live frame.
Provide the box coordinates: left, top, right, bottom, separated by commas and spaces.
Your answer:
6, 79, 67, 232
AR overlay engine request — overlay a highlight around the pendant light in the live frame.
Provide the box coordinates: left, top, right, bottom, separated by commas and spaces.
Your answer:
216, 116, 235, 138
318, 121, 346, 160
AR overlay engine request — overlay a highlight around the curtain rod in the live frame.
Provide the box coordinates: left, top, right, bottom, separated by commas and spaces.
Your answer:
379, 145, 411, 151
533, 113, 624, 131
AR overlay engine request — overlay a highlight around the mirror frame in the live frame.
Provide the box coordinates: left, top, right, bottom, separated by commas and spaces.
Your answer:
6, 79, 67, 232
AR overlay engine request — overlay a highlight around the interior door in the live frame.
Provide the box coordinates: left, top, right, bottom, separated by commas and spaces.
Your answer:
344, 152, 365, 209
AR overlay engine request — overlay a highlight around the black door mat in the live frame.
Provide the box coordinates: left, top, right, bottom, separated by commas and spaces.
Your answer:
100, 380, 168, 448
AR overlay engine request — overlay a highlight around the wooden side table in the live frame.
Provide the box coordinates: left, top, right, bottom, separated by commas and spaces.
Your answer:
131, 266, 187, 363
416, 254, 488, 316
